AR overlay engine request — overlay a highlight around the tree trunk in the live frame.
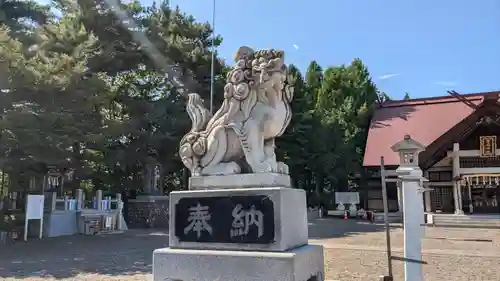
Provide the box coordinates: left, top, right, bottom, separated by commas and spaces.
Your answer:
71, 142, 83, 196
0, 167, 5, 195
158, 164, 165, 195
142, 162, 154, 194
315, 172, 324, 206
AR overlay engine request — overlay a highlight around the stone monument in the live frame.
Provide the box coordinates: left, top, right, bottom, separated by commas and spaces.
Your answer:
153, 47, 324, 281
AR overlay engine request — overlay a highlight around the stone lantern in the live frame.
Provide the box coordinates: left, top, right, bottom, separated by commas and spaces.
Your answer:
390, 135, 425, 213
391, 134, 427, 281
391, 134, 425, 169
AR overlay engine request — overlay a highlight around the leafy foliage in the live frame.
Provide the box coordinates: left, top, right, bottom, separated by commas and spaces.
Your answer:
0, 0, 224, 195
278, 59, 380, 205
0, 0, 383, 207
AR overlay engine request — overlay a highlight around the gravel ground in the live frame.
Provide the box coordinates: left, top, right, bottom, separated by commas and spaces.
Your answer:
324, 249, 500, 281
1, 218, 499, 280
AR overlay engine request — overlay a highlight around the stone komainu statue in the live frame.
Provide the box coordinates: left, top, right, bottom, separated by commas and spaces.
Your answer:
179, 46, 294, 176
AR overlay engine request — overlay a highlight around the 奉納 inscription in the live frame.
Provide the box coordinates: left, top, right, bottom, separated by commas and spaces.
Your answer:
175, 195, 274, 244
230, 204, 264, 238
183, 202, 213, 238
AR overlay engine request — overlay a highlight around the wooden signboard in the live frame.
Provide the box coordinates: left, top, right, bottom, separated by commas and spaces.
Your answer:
24, 195, 45, 241
480, 136, 497, 157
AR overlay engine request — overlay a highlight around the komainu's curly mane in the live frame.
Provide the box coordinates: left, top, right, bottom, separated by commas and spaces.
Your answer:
178, 46, 294, 176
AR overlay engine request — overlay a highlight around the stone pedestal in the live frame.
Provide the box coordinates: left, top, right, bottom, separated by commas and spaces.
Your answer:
398, 168, 425, 281
153, 245, 324, 281
153, 173, 324, 281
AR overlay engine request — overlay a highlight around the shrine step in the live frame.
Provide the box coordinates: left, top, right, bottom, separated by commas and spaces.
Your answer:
373, 212, 402, 223
428, 214, 500, 228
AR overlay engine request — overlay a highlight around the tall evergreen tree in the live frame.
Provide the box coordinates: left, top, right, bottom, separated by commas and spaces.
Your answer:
0, 12, 106, 191
0, 0, 51, 42
0, 0, 227, 194
314, 58, 378, 192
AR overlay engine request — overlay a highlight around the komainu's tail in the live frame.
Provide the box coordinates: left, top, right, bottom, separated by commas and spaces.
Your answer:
186, 93, 211, 132
179, 93, 212, 175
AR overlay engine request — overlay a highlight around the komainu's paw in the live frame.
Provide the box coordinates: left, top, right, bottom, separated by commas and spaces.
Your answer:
201, 162, 241, 176
253, 161, 274, 173
277, 162, 289, 175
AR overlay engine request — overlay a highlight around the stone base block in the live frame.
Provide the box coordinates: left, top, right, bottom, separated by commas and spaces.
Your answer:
153, 244, 324, 281
169, 187, 308, 252
127, 196, 169, 229
189, 173, 291, 190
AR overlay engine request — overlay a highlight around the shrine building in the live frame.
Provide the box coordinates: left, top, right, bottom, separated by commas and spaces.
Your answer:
361, 90, 500, 216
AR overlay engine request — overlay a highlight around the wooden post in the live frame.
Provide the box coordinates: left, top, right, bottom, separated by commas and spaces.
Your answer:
380, 156, 393, 279
60, 177, 65, 197
452, 143, 463, 214
29, 176, 35, 191
42, 175, 47, 194
76, 189, 83, 210
64, 195, 69, 211
51, 192, 57, 212
360, 168, 368, 210
116, 193, 122, 230
96, 190, 103, 210
11, 192, 17, 209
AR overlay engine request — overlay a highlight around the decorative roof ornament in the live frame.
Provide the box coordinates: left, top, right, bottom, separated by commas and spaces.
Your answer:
449, 90, 500, 126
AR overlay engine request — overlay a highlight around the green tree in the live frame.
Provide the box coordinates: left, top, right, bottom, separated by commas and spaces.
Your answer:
0, 0, 227, 196
314, 59, 378, 194
0, 0, 50, 33
403, 92, 410, 100
276, 64, 311, 189
0, 13, 107, 192
71, 0, 227, 192
378, 91, 391, 103
304, 61, 323, 106
91, 1, 228, 190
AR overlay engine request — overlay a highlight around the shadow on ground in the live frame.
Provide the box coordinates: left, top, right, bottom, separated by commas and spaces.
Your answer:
308, 217, 392, 239
0, 229, 168, 279
0, 218, 391, 279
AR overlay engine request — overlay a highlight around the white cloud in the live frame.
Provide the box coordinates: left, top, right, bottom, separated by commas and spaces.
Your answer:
435, 81, 457, 87
292, 44, 299, 50
378, 73, 400, 80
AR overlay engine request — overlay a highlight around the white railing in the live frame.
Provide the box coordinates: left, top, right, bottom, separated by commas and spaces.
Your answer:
50, 189, 124, 231
50, 189, 123, 213
53, 195, 78, 211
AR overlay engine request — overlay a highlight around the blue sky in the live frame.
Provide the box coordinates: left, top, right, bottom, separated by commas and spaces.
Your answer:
162, 0, 500, 100
39, 0, 500, 100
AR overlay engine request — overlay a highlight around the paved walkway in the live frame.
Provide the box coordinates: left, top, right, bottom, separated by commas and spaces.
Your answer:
0, 218, 499, 280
